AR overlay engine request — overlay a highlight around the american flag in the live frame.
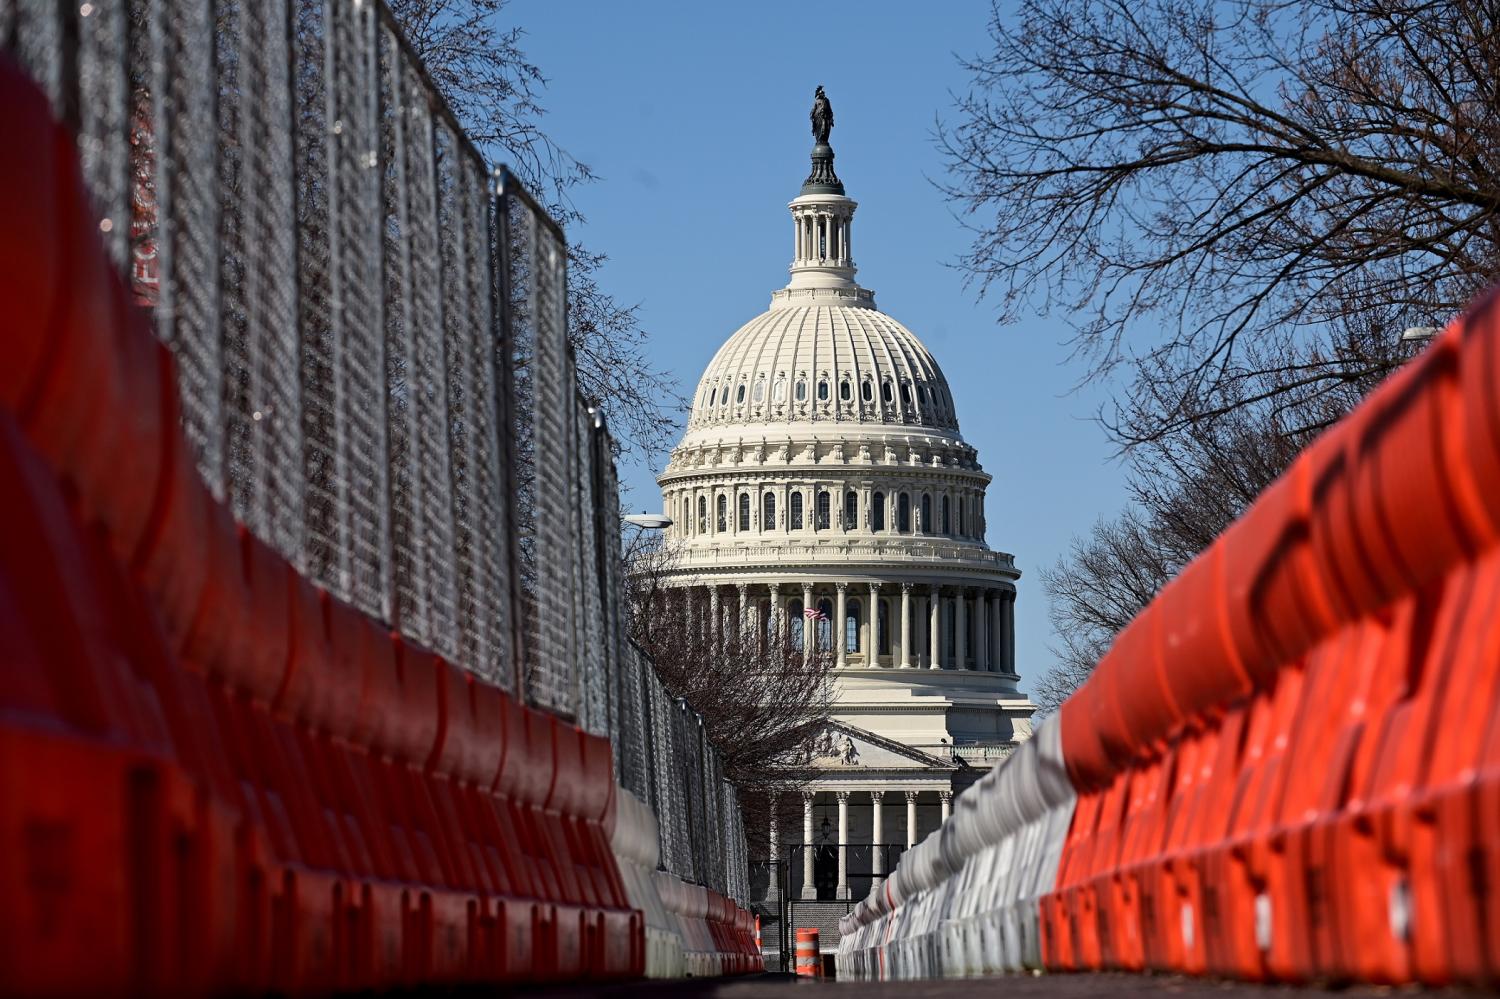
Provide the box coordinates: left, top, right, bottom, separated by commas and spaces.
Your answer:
804, 606, 828, 621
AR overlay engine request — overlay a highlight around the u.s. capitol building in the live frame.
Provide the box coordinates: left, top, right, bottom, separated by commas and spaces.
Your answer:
654, 89, 1034, 902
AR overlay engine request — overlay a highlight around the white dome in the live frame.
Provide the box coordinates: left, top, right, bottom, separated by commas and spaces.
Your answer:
687, 302, 960, 434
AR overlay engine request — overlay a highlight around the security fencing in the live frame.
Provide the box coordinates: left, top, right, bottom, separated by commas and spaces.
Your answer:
2, 0, 746, 903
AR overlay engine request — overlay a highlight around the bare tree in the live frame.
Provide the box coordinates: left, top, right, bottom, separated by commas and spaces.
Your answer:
389, 0, 680, 463
625, 536, 835, 845
943, 0, 1499, 446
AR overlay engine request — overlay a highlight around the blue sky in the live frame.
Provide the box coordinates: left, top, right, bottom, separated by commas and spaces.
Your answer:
510, 0, 1133, 696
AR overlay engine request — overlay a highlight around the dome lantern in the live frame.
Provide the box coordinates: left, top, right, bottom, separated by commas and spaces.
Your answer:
782, 87, 868, 305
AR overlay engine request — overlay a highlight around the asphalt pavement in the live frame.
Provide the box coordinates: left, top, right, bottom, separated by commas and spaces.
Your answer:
507, 971, 1493, 997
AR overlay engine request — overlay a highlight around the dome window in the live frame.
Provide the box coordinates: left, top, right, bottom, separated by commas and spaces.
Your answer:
844, 490, 857, 529
716, 494, 728, 532
698, 496, 708, 532
872, 492, 886, 532
796, 379, 808, 402
753, 379, 765, 403
773, 377, 786, 403
918, 385, 929, 404
738, 493, 751, 531
898, 493, 911, 533
708, 387, 716, 407
921, 494, 932, 534
860, 381, 873, 403
881, 381, 893, 404
763, 491, 776, 528
816, 490, 831, 530
839, 380, 852, 402
818, 380, 830, 402
736, 384, 746, 404
901, 383, 913, 407
790, 493, 804, 530
721, 385, 730, 408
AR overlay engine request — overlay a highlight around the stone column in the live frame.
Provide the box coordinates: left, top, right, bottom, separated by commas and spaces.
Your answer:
836, 791, 851, 899
709, 586, 721, 648
737, 583, 749, 640
905, 790, 920, 848
990, 591, 1003, 673
928, 586, 941, 669
867, 582, 881, 666
870, 790, 886, 880
940, 790, 953, 824
801, 791, 816, 900
1006, 589, 1017, 675
802, 582, 815, 662
955, 587, 968, 669
835, 583, 848, 669
769, 583, 783, 646
899, 583, 913, 668
768, 805, 780, 902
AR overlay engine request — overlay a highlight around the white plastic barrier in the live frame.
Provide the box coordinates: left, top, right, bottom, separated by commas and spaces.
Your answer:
609, 788, 686, 977
836, 720, 1075, 980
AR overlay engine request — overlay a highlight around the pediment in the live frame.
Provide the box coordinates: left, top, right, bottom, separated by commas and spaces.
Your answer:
813, 720, 958, 771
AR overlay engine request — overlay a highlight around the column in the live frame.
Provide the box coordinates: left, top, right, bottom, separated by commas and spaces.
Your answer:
870, 791, 885, 880
940, 790, 953, 824
899, 583, 913, 668
737, 583, 749, 640
835, 583, 848, 670
801, 791, 816, 899
836, 791, 851, 900
955, 587, 968, 669
866, 582, 881, 666
802, 583, 814, 663
1005, 589, 1017, 675
769, 583, 783, 647
768, 804, 780, 902
928, 586, 941, 669
709, 586, 721, 648
990, 591, 1003, 673
905, 790, 919, 848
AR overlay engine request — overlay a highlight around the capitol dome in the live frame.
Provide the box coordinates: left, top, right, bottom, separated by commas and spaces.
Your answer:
653, 89, 1034, 905
686, 304, 961, 437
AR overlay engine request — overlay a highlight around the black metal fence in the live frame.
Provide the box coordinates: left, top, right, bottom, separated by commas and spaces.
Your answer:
1, 0, 747, 903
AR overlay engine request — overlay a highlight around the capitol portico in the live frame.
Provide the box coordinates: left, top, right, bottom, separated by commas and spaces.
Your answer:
654, 88, 1034, 904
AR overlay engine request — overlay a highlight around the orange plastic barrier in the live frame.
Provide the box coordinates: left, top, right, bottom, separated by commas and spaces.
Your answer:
1040, 282, 1500, 985
0, 54, 665, 995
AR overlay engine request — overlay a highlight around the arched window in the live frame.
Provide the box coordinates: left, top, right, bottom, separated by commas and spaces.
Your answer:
942, 495, 951, 535
789, 599, 805, 651
817, 379, 829, 401
752, 379, 765, 402
844, 490, 858, 530
773, 377, 786, 403
881, 381, 893, 404
839, 380, 852, 402
790, 492, 804, 530
762, 491, 776, 529
958, 497, 966, 537
817, 598, 834, 651
720, 385, 730, 408
716, 494, 727, 532
898, 493, 911, 533
846, 599, 862, 653
738, 492, 750, 531
816, 490, 831, 529
698, 496, 707, 532
736, 384, 746, 404
901, 383, 913, 407
921, 493, 932, 534
795, 379, 807, 402
878, 599, 890, 655
872, 492, 886, 532
861, 380, 873, 402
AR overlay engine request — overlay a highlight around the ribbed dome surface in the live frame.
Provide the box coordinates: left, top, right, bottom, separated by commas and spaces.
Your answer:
687, 303, 959, 433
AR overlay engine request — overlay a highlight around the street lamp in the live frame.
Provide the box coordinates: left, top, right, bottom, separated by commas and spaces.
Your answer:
624, 512, 673, 530
1400, 326, 1440, 342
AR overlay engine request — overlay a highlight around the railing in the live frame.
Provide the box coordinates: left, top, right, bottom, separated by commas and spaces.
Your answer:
673, 539, 1017, 571
1, 0, 747, 904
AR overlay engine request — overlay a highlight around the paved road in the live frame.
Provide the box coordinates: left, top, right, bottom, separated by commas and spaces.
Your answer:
514, 971, 1489, 997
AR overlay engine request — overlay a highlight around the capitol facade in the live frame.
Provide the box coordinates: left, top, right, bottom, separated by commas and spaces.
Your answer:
654, 92, 1034, 903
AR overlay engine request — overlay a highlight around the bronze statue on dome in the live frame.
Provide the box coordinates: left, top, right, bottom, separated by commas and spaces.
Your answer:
811, 86, 833, 144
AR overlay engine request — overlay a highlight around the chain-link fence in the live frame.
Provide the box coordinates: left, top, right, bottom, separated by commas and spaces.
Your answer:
3, 0, 748, 905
